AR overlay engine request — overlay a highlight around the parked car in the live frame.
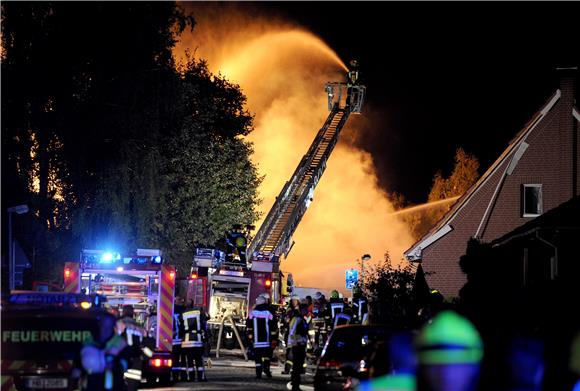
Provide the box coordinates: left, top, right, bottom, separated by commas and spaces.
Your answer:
314, 325, 391, 391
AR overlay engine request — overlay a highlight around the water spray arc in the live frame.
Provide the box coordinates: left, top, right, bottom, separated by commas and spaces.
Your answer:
389, 196, 461, 216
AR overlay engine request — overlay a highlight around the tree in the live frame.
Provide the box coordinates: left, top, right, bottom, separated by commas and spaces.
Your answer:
2, 3, 261, 282
359, 252, 419, 329
160, 60, 262, 272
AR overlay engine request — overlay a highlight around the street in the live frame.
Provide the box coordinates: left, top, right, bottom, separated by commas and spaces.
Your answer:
149, 352, 315, 391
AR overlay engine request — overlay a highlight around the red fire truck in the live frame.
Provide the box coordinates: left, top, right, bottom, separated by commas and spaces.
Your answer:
63, 249, 176, 385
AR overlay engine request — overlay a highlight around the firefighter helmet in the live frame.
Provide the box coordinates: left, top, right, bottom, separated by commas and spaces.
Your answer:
330, 290, 339, 299
416, 310, 483, 365
256, 295, 267, 305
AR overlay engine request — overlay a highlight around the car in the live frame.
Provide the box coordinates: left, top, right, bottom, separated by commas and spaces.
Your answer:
313, 324, 391, 391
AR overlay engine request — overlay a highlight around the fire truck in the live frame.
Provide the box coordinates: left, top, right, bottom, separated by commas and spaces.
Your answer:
192, 64, 366, 339
63, 249, 176, 385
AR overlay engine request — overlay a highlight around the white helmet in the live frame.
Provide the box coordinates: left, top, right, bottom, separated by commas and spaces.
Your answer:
256, 296, 267, 305
260, 292, 271, 300
314, 292, 322, 301
291, 295, 300, 302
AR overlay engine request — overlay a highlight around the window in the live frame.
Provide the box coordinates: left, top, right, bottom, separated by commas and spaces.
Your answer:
522, 184, 542, 217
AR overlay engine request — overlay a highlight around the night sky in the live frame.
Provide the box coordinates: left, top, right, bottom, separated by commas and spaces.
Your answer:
256, 2, 579, 203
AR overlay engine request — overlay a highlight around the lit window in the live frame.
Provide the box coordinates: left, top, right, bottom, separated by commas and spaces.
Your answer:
522, 184, 542, 217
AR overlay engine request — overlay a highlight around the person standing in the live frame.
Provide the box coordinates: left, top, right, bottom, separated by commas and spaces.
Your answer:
171, 297, 186, 382
181, 304, 208, 382
116, 305, 146, 391
288, 304, 309, 391
247, 295, 276, 379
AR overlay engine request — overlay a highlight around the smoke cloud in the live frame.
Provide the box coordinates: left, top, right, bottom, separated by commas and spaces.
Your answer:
175, 4, 414, 294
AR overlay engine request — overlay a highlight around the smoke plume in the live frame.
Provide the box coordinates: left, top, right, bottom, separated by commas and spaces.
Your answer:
174, 4, 414, 294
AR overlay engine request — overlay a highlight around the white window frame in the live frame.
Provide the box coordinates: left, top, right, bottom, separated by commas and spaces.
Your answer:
522, 184, 542, 217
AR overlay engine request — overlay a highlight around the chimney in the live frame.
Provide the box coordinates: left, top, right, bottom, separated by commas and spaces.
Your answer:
556, 67, 578, 197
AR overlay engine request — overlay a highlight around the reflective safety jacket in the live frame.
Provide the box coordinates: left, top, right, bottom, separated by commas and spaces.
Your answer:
352, 297, 368, 324
246, 304, 276, 349
181, 309, 205, 348
327, 300, 344, 320
288, 315, 308, 347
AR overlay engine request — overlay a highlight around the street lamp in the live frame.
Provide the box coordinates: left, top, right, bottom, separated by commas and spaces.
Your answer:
7, 204, 29, 290
361, 253, 371, 284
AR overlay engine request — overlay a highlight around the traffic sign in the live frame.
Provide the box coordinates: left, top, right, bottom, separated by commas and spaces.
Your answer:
345, 269, 358, 290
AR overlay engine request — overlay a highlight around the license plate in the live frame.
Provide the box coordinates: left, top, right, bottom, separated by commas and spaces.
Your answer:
24, 378, 68, 389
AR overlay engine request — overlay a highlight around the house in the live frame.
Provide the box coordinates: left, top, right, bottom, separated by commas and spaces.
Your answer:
404, 68, 579, 297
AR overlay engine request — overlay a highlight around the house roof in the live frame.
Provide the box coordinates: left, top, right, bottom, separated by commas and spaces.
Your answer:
404, 89, 564, 261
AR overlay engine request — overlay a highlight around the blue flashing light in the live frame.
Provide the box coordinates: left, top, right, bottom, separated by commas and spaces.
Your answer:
152, 256, 162, 264
100, 252, 120, 263
101, 252, 114, 263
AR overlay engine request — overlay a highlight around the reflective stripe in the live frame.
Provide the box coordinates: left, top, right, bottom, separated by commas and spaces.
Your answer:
124, 373, 141, 381
330, 303, 344, 318
182, 311, 203, 347
334, 312, 352, 328
288, 317, 307, 346
142, 347, 153, 357
250, 310, 272, 348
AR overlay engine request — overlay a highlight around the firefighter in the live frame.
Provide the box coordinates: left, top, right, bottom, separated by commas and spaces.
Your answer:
351, 285, 369, 325
311, 292, 327, 352
172, 296, 186, 382
181, 303, 208, 382
415, 310, 483, 391
260, 293, 279, 365
325, 290, 344, 333
282, 294, 301, 374
247, 295, 276, 379
80, 313, 127, 391
288, 303, 309, 391
347, 59, 360, 86
116, 305, 146, 391
333, 298, 353, 328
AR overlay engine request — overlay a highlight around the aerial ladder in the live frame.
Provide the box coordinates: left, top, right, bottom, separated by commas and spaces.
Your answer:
247, 62, 366, 275
193, 63, 365, 354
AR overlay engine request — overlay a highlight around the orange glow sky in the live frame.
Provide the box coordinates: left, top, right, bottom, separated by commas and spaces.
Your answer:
174, 5, 414, 295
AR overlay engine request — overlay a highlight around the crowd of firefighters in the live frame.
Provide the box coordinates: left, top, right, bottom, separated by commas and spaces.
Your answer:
76, 287, 368, 391
243, 287, 369, 391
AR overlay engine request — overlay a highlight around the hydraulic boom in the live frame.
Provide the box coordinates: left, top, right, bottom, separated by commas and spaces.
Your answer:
248, 66, 366, 269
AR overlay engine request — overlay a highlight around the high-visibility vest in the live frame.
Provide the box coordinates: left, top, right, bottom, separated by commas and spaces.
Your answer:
182, 310, 203, 348
330, 302, 344, 319
288, 316, 308, 347
353, 298, 368, 323
249, 309, 273, 348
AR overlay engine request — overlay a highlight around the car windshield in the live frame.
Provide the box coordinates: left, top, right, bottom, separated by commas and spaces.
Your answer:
322, 325, 390, 362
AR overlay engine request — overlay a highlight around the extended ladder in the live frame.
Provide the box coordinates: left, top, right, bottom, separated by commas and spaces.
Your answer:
248, 80, 365, 268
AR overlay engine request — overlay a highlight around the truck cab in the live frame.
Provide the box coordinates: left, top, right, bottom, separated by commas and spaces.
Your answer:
1, 292, 114, 391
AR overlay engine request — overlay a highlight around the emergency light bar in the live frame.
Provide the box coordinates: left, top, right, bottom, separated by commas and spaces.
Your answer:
81, 249, 163, 268
8, 292, 106, 307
